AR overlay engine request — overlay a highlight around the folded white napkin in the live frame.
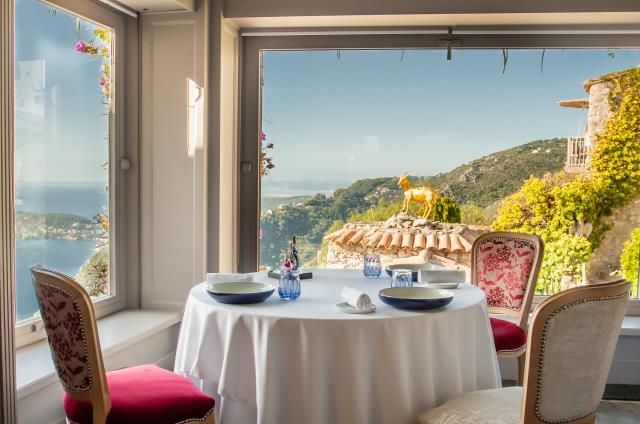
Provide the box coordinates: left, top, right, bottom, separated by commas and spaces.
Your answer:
206, 273, 254, 288
341, 286, 373, 310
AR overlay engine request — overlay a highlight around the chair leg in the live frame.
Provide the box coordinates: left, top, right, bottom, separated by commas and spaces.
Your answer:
516, 353, 526, 386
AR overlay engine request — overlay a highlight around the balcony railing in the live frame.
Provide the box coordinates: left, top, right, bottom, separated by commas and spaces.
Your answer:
565, 136, 590, 173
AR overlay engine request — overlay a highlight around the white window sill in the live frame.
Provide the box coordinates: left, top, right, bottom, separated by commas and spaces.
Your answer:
16, 309, 181, 399
490, 314, 640, 337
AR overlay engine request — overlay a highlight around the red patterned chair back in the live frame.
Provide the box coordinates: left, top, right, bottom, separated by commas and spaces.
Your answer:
471, 232, 544, 328
31, 266, 111, 421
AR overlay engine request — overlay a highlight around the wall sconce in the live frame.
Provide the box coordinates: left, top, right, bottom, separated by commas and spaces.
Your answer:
187, 78, 204, 158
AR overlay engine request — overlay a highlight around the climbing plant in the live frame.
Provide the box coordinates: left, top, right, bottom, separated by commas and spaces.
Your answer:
620, 228, 640, 298
494, 67, 640, 294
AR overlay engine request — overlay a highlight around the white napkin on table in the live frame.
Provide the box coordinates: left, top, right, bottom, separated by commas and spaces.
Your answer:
206, 273, 254, 289
341, 286, 374, 310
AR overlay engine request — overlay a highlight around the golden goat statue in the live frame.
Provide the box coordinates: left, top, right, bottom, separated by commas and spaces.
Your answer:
398, 173, 438, 218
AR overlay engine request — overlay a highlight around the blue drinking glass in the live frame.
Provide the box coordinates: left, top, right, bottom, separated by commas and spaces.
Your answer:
278, 271, 301, 300
363, 254, 382, 278
391, 269, 413, 288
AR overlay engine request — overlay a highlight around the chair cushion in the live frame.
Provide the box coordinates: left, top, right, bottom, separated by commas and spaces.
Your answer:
417, 386, 523, 424
490, 318, 527, 353
64, 365, 215, 424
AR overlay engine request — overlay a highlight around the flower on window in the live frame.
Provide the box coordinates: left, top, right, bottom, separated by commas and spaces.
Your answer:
73, 25, 112, 101
259, 131, 275, 177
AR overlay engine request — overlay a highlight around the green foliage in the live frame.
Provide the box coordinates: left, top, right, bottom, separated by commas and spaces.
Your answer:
429, 196, 461, 223
494, 68, 640, 294
590, 67, 640, 205
620, 228, 640, 298
348, 199, 402, 223
76, 244, 109, 297
460, 202, 489, 225
260, 205, 311, 268
537, 235, 591, 295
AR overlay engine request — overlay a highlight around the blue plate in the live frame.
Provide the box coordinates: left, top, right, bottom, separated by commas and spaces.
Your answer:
207, 282, 275, 305
378, 287, 454, 310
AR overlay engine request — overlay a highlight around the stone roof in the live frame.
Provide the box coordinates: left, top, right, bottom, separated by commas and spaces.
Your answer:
558, 99, 589, 109
583, 66, 639, 92
323, 213, 490, 256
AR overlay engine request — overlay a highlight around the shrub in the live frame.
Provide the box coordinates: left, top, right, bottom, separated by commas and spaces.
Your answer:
430, 196, 461, 223
620, 228, 640, 298
537, 235, 591, 295
460, 203, 489, 225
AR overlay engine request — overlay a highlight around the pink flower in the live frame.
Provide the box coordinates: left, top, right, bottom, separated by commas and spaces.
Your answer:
282, 260, 293, 272
75, 41, 85, 52
266, 143, 274, 149
259, 131, 267, 141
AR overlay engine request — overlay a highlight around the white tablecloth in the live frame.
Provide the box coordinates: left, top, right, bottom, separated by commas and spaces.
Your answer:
175, 269, 501, 424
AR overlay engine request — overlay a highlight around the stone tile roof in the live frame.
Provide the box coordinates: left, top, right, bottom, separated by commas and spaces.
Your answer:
323, 213, 490, 255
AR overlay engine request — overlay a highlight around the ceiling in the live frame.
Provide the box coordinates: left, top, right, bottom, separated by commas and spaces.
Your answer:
110, 0, 193, 13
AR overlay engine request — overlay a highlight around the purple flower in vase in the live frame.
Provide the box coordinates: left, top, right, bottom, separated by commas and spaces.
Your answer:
75, 41, 86, 52
259, 131, 267, 141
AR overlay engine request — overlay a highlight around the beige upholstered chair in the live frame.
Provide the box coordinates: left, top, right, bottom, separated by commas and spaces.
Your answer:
471, 231, 544, 384
417, 280, 630, 424
31, 266, 215, 424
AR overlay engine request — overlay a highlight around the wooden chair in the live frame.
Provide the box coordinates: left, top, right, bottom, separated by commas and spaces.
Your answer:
471, 232, 544, 385
31, 266, 215, 424
417, 280, 630, 424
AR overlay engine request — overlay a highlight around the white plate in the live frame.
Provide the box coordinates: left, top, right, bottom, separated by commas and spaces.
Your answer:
426, 282, 460, 289
336, 302, 376, 314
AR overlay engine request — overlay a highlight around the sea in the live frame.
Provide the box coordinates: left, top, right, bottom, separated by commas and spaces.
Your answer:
15, 181, 108, 321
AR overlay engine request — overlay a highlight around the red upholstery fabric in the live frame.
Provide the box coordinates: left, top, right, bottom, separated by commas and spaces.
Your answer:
473, 237, 537, 312
64, 365, 215, 424
490, 318, 527, 353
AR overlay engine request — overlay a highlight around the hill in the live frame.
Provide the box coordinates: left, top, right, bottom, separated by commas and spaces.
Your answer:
260, 138, 567, 268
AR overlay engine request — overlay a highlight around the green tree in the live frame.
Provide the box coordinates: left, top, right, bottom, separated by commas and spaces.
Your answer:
460, 202, 488, 225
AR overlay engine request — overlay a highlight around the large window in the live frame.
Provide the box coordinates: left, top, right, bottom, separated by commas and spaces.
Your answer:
14, 0, 119, 326
257, 47, 640, 299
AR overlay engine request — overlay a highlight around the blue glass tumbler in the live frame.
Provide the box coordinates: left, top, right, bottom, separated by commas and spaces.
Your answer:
391, 269, 413, 288
278, 271, 301, 300
363, 254, 382, 278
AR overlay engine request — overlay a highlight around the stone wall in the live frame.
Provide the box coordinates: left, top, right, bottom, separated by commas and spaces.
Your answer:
589, 196, 640, 279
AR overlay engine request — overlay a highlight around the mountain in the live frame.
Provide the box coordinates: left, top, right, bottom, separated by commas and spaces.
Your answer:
260, 138, 567, 268
422, 138, 567, 207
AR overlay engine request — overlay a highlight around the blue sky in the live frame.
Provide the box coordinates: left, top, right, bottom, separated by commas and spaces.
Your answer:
262, 48, 639, 192
14, 0, 109, 183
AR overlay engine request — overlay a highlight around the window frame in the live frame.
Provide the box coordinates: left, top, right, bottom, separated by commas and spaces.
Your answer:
238, 29, 640, 314
14, 0, 131, 348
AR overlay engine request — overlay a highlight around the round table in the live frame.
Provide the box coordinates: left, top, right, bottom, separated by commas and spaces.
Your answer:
174, 269, 501, 424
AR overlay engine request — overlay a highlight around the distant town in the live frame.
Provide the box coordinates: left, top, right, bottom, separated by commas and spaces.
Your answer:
15, 211, 102, 240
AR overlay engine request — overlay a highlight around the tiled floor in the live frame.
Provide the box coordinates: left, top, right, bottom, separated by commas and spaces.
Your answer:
597, 400, 640, 423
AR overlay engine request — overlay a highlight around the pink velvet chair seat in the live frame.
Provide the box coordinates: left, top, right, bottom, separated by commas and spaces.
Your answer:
490, 317, 527, 354
64, 365, 215, 424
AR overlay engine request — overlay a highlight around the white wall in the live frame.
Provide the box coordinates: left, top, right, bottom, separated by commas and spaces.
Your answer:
140, 7, 208, 309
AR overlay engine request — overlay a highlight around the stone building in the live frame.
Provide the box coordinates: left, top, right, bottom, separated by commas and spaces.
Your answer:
560, 67, 640, 279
